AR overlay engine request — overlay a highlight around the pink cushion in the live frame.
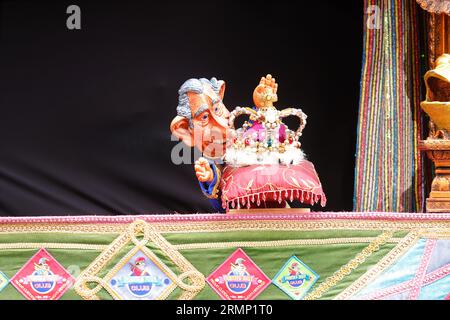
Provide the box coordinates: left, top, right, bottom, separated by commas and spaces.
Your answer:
220, 161, 326, 210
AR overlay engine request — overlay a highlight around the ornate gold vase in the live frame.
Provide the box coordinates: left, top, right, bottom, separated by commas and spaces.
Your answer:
419, 54, 450, 212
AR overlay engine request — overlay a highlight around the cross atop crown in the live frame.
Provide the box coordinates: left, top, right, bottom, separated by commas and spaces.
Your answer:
225, 74, 308, 167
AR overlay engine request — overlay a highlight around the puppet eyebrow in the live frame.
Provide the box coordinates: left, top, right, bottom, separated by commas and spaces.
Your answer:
193, 104, 209, 118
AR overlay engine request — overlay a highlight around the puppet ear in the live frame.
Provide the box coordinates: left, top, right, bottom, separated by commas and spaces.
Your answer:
170, 116, 194, 147
217, 80, 226, 100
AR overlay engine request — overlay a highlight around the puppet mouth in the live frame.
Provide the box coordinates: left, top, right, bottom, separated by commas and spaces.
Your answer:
210, 139, 226, 145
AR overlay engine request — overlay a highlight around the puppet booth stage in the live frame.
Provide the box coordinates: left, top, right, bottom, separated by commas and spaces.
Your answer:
0, 0, 450, 301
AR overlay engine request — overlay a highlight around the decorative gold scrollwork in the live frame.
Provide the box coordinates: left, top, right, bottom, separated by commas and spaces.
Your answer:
74, 219, 205, 300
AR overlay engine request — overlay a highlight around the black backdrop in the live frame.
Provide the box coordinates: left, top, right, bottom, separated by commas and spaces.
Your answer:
0, 0, 363, 215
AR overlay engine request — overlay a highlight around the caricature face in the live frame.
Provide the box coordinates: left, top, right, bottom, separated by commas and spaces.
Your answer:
136, 261, 145, 271
188, 85, 230, 158
170, 80, 230, 159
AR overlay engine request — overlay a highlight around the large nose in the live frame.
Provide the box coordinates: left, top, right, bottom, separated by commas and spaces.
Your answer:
215, 114, 229, 129
210, 107, 230, 129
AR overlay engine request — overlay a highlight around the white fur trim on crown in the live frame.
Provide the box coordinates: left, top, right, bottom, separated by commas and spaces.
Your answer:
225, 146, 305, 167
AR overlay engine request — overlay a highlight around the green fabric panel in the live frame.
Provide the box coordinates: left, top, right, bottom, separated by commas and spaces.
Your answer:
0, 229, 409, 300
393, 230, 409, 238
163, 230, 387, 245
180, 243, 387, 300
0, 230, 409, 246
320, 244, 396, 299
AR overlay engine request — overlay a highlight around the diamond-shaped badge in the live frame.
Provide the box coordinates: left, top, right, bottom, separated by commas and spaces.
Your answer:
11, 248, 75, 300
108, 249, 177, 300
206, 248, 270, 300
0, 271, 9, 293
272, 255, 319, 300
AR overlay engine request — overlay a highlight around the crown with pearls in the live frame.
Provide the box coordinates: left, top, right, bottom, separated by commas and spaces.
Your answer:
225, 105, 307, 167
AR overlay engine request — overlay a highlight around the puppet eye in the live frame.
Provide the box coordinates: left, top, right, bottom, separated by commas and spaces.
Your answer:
214, 105, 223, 116
201, 113, 209, 120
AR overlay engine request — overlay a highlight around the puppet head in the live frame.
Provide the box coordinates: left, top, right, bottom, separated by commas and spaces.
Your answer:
170, 77, 230, 159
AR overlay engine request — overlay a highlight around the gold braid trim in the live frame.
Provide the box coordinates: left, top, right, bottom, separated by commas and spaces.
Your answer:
420, 231, 450, 239
2, 219, 450, 234
0, 224, 123, 234
304, 231, 394, 300
0, 243, 107, 250
334, 231, 421, 300
74, 219, 205, 300
173, 237, 402, 250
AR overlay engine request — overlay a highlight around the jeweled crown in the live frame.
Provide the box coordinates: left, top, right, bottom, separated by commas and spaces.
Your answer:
225, 105, 307, 167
